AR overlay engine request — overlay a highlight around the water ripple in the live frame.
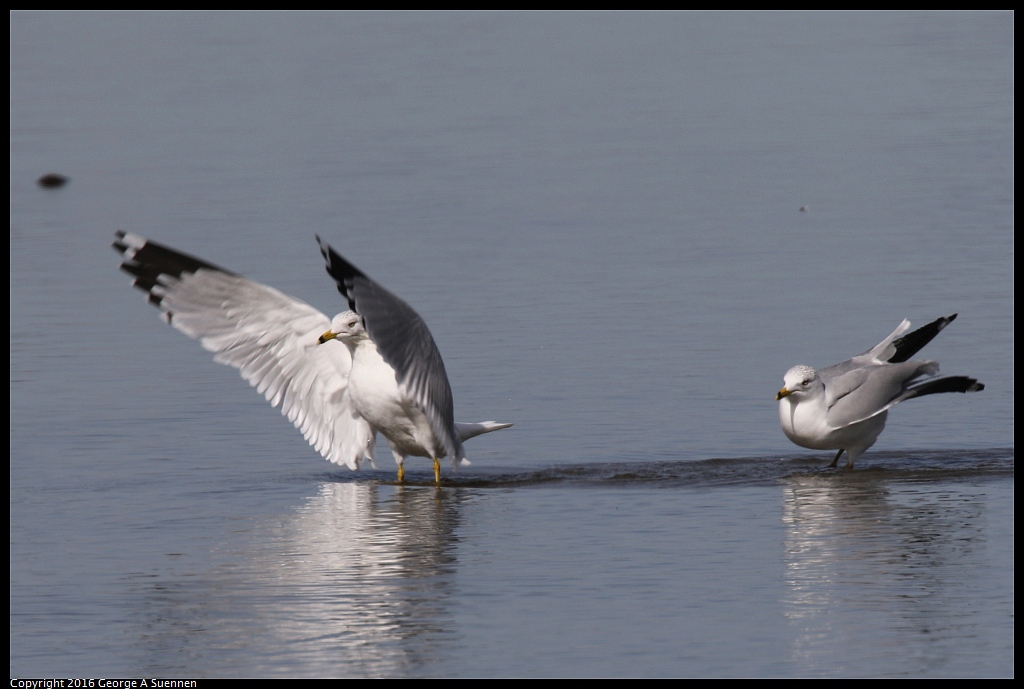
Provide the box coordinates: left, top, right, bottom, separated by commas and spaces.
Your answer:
324, 448, 1014, 489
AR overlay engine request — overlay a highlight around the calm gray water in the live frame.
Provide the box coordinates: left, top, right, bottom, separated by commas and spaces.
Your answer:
11, 12, 1013, 677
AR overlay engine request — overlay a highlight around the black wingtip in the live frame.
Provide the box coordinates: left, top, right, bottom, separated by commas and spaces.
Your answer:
909, 375, 984, 398
113, 231, 233, 307
316, 236, 368, 312
889, 314, 959, 363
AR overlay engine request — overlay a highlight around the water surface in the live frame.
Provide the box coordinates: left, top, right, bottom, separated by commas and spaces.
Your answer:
10, 11, 1013, 677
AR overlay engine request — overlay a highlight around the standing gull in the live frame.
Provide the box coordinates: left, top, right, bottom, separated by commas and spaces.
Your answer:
113, 231, 511, 482
776, 314, 983, 469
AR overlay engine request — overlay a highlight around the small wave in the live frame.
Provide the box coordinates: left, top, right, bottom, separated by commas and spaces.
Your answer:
324, 448, 1014, 489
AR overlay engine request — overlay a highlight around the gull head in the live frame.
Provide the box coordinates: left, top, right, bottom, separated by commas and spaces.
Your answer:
318, 310, 367, 345
776, 364, 821, 401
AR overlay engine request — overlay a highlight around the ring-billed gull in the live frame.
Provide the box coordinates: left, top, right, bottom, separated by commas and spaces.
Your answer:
776, 314, 983, 469
113, 231, 511, 483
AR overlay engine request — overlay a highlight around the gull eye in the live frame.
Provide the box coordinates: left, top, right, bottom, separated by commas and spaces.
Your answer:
802, 379, 811, 386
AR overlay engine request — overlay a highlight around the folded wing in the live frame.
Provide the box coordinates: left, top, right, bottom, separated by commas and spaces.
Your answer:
824, 360, 940, 428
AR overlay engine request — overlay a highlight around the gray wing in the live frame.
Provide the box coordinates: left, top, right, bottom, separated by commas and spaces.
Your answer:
821, 315, 957, 380
819, 319, 911, 381
316, 235, 462, 460
824, 360, 939, 428
114, 231, 375, 469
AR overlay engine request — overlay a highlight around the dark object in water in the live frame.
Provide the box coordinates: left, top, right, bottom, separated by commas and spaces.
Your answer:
37, 173, 68, 188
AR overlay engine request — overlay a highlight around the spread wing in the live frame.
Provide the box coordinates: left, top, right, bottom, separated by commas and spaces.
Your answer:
113, 231, 374, 469
821, 315, 957, 379
316, 235, 462, 461
820, 314, 979, 429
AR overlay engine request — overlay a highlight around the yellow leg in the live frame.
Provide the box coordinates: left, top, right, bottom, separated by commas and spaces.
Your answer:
433, 457, 441, 484
397, 464, 405, 482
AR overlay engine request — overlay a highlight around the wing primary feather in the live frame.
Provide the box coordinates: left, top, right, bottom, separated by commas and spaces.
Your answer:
888, 314, 957, 364
113, 232, 371, 471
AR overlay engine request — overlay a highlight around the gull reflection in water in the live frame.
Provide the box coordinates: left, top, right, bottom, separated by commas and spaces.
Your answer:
780, 474, 987, 672
134, 482, 464, 677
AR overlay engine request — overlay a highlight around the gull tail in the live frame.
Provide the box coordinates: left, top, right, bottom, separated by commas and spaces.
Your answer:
449, 421, 512, 468
455, 421, 514, 442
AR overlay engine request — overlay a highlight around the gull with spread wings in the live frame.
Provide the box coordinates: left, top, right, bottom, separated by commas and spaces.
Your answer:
114, 231, 511, 483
